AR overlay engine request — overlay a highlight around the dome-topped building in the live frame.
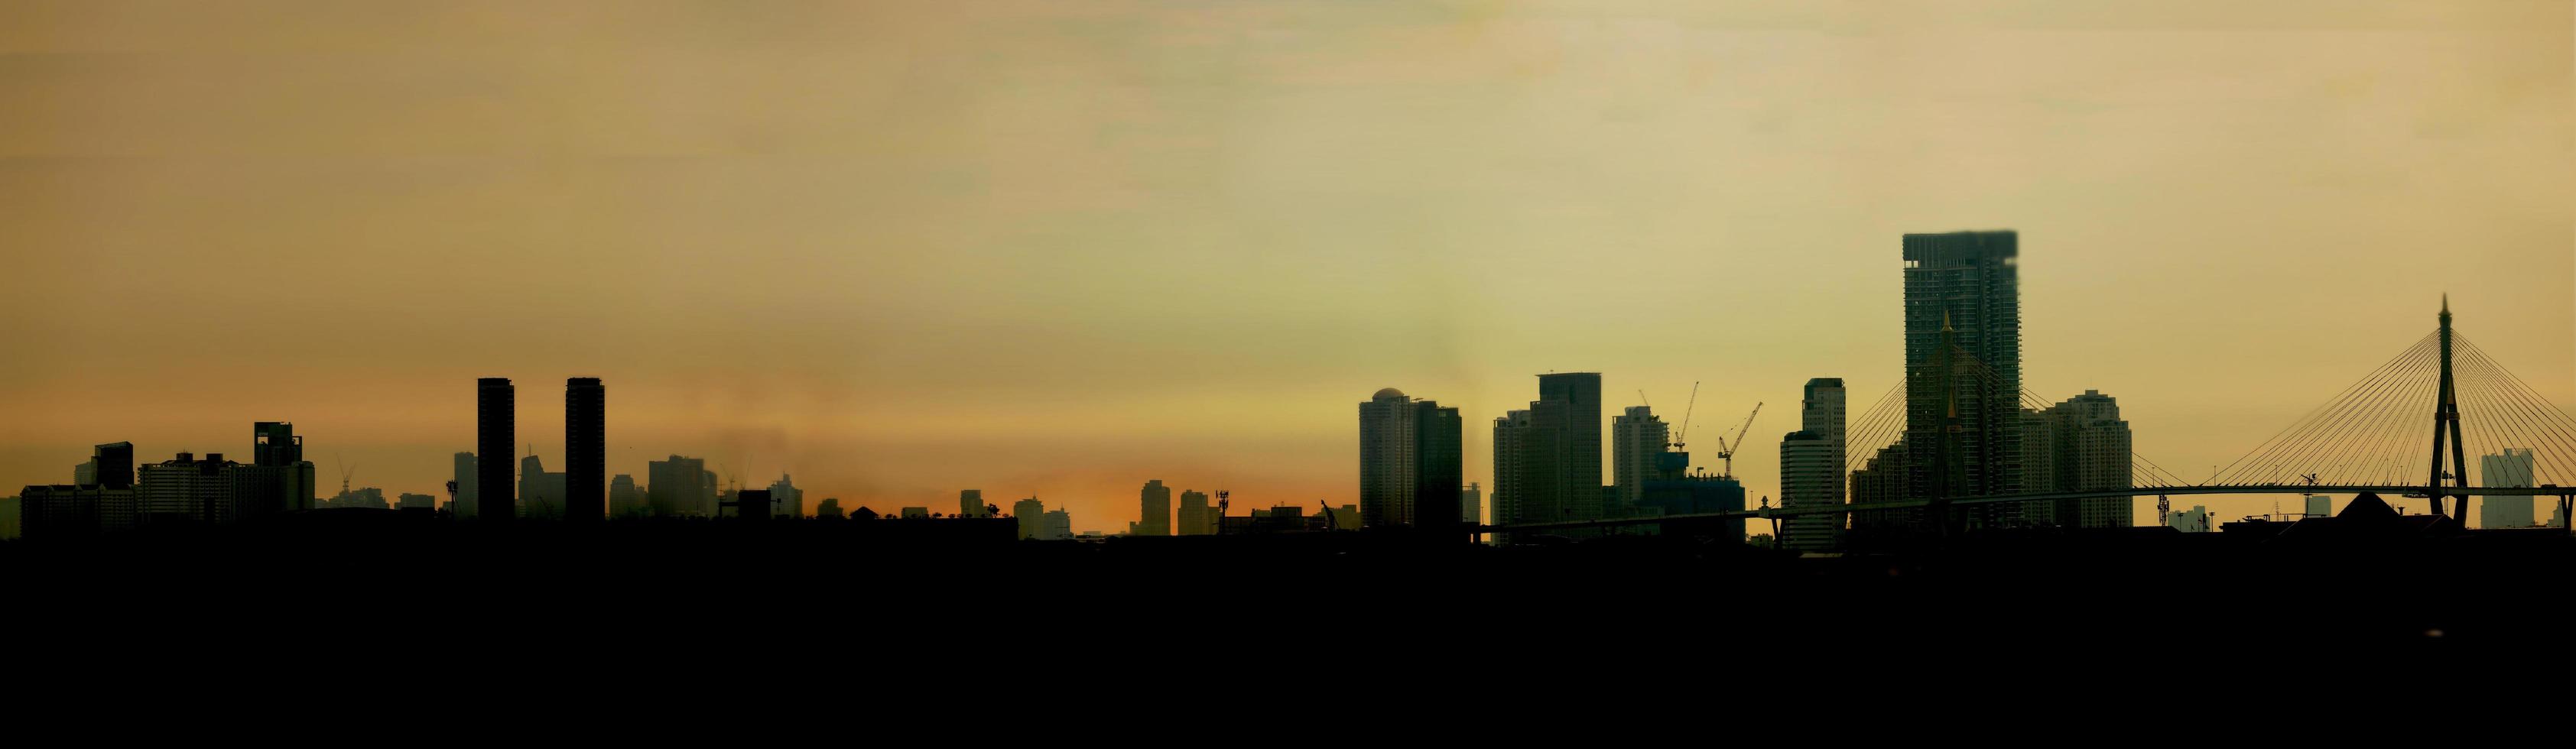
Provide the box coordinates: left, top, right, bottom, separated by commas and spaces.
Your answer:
1372, 387, 1407, 400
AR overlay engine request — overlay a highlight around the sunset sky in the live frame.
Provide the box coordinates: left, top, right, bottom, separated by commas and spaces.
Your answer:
3, 1, 2569, 530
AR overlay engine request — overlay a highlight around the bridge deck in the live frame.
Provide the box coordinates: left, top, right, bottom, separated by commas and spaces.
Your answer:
1478, 485, 2576, 533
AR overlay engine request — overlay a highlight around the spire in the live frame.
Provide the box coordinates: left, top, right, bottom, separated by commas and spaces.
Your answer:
1941, 310, 1954, 333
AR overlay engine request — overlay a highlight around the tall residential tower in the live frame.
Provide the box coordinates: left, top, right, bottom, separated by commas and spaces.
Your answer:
477, 378, 515, 520
564, 378, 604, 523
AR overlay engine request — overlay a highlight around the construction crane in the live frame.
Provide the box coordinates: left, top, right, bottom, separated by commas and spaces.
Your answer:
336, 457, 356, 499
1670, 381, 1701, 450
1711, 402, 1762, 479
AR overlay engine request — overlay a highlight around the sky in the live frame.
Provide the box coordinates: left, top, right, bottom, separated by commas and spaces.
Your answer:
2, 1, 2570, 530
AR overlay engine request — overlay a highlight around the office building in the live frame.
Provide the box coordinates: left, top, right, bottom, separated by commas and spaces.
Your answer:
1780, 431, 1842, 552
1177, 489, 1212, 536
1014, 497, 1047, 539
1136, 479, 1171, 536
2304, 494, 2331, 518
2480, 449, 2536, 529
235, 423, 316, 519
477, 378, 515, 520
519, 453, 564, 520
1460, 482, 1481, 526
1898, 231, 2021, 530
959, 489, 987, 518
1359, 388, 1465, 531
76, 442, 134, 490
1042, 508, 1073, 540
609, 474, 644, 517
1492, 410, 1532, 529
900, 507, 931, 519
452, 452, 479, 519
648, 455, 714, 517
816, 497, 844, 518
565, 378, 604, 523
767, 475, 802, 518
138, 452, 239, 524
1801, 379, 1846, 498
1611, 405, 1668, 518
398, 492, 437, 510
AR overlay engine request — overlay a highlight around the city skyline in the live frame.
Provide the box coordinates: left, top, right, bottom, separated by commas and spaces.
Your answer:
4, 2, 2571, 534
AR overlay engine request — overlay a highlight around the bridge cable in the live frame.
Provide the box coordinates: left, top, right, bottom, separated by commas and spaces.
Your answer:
2314, 339, 2442, 485
2459, 335, 2576, 482
2457, 336, 2576, 483
2224, 333, 2436, 485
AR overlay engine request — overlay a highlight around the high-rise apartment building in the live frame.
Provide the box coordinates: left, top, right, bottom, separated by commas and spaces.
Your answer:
1611, 405, 1668, 517
477, 378, 515, 520
565, 378, 604, 523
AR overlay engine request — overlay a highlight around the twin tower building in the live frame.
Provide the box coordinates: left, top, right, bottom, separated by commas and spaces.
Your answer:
473, 377, 604, 522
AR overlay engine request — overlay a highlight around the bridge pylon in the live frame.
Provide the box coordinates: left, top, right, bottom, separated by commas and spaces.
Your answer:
2428, 295, 2470, 521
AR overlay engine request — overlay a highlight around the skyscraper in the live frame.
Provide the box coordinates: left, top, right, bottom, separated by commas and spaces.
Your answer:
565, 378, 604, 523
1779, 431, 1841, 552
1412, 401, 1463, 539
477, 378, 515, 521
1492, 410, 1532, 529
1528, 373, 1604, 527
1801, 378, 1846, 499
1611, 405, 1668, 517
2480, 449, 2536, 528
1358, 387, 1464, 532
959, 489, 986, 518
451, 452, 479, 519
1135, 479, 1171, 536
1901, 231, 2020, 530
1460, 482, 1481, 526
1358, 387, 1418, 529
2019, 391, 2135, 528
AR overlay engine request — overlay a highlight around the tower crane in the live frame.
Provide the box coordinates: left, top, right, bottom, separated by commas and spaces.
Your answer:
1711, 402, 1763, 479
1670, 382, 1701, 450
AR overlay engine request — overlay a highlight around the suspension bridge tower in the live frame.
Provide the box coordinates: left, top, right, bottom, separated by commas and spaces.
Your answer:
2428, 295, 2469, 520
